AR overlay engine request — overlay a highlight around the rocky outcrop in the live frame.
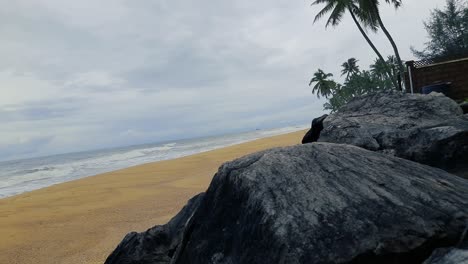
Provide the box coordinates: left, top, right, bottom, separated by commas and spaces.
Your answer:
105, 194, 203, 264
423, 248, 468, 264
302, 114, 328, 144
316, 92, 468, 176
107, 143, 468, 264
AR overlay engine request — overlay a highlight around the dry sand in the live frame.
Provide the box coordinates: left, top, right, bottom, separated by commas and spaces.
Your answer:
0, 130, 306, 264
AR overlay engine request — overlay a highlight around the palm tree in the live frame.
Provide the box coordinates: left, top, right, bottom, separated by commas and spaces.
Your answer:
357, 0, 405, 90
309, 69, 336, 98
370, 56, 400, 90
312, 0, 398, 89
385, 55, 400, 80
370, 57, 388, 80
341, 58, 360, 80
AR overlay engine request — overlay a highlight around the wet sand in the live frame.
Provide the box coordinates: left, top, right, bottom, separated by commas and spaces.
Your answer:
0, 130, 306, 264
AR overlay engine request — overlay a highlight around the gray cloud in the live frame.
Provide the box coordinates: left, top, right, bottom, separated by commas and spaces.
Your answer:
0, 98, 80, 122
0, 0, 446, 160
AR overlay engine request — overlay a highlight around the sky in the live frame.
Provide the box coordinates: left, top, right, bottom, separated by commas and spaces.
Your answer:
0, 0, 448, 161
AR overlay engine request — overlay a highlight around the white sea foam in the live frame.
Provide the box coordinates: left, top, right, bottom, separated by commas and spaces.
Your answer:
0, 125, 307, 198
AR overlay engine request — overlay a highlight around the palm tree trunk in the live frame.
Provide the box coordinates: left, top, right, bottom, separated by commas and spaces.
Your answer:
348, 7, 398, 90
375, 13, 406, 92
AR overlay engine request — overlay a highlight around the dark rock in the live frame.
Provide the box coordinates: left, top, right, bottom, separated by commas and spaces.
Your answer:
172, 144, 468, 264
423, 248, 468, 264
107, 143, 468, 264
460, 102, 468, 114
318, 92, 468, 176
104, 193, 204, 264
302, 114, 328, 144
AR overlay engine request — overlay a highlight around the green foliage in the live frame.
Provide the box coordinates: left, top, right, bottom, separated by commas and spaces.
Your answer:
355, 0, 406, 91
311, 0, 402, 90
341, 58, 360, 80
309, 69, 336, 98
412, 0, 468, 61
311, 57, 397, 112
355, 0, 402, 30
312, 0, 352, 27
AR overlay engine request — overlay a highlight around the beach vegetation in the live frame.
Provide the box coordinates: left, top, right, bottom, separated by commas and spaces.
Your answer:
341, 58, 360, 80
309, 69, 336, 98
411, 0, 468, 61
356, 0, 406, 90
311, 0, 403, 90
310, 56, 397, 111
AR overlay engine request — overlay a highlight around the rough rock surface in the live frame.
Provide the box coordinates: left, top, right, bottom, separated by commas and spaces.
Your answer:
108, 143, 468, 264
317, 92, 468, 176
423, 248, 468, 264
302, 114, 328, 144
105, 194, 204, 264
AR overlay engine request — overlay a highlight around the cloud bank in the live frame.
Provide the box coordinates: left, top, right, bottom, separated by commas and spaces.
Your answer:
0, 0, 446, 160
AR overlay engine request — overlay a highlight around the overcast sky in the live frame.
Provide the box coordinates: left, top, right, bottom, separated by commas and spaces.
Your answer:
0, 0, 447, 161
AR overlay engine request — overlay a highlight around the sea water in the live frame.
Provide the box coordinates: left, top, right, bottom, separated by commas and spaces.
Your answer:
0, 126, 306, 198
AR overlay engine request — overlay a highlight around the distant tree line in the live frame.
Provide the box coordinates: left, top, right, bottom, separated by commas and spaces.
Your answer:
309, 57, 399, 111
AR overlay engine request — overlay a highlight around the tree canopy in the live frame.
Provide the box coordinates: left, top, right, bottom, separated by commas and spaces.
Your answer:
311, 0, 399, 90
310, 57, 397, 112
341, 58, 360, 80
412, 0, 468, 61
309, 69, 336, 99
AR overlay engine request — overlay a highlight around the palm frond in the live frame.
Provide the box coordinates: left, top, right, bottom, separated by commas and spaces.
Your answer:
314, 2, 336, 24
352, 2, 379, 32
326, 1, 347, 27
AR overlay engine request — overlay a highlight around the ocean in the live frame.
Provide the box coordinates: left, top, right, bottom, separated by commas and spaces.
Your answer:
0, 126, 306, 198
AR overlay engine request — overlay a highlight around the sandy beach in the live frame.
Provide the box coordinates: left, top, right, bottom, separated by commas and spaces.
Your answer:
0, 130, 305, 264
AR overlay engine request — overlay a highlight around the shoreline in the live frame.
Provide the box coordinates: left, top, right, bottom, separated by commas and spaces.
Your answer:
0, 129, 306, 264
0, 126, 307, 199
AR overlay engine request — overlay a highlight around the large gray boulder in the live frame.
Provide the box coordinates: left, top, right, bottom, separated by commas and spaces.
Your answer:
107, 143, 468, 264
317, 92, 468, 176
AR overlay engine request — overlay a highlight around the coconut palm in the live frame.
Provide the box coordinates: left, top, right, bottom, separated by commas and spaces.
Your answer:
386, 55, 400, 78
370, 56, 400, 90
323, 84, 347, 111
356, 0, 405, 90
341, 58, 360, 80
309, 69, 336, 98
370, 57, 388, 80
312, 0, 398, 89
